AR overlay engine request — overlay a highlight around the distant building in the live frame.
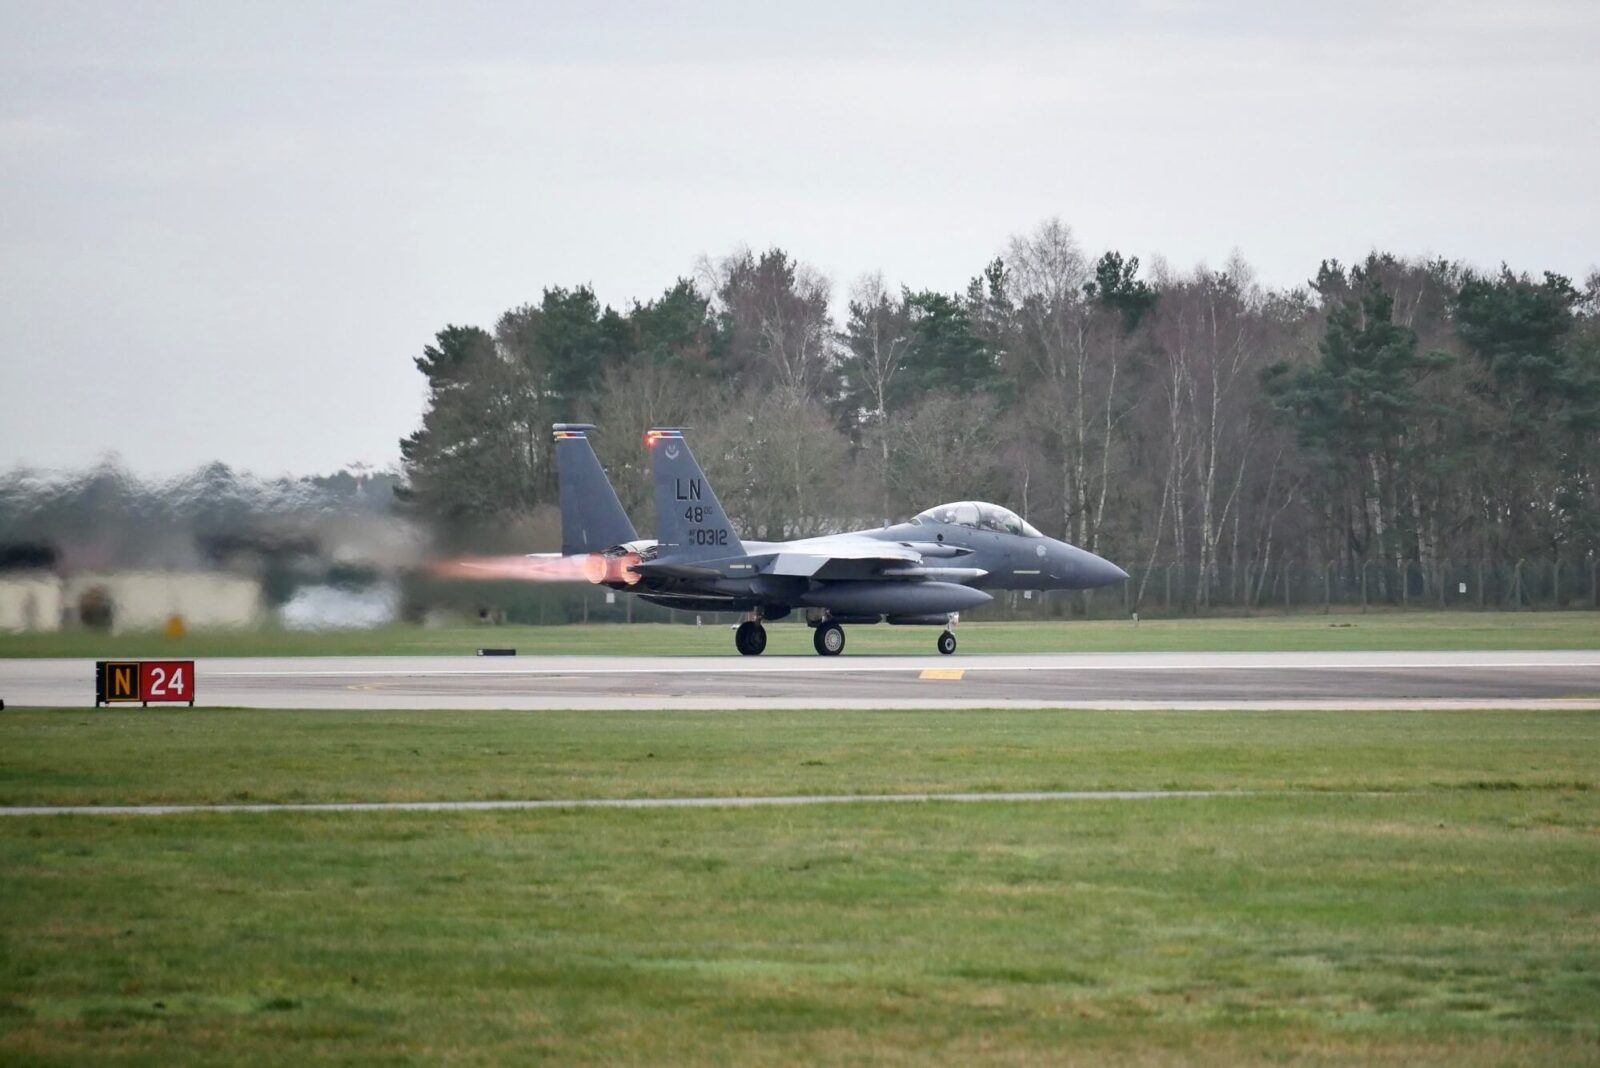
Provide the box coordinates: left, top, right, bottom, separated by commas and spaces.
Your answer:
0, 574, 63, 632
0, 543, 63, 632
61, 572, 263, 632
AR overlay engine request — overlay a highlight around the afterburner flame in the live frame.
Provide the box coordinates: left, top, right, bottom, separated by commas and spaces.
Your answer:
589, 552, 643, 586
429, 552, 640, 586
428, 555, 591, 582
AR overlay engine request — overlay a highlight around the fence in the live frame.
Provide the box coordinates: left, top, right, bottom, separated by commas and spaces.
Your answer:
994, 557, 1600, 620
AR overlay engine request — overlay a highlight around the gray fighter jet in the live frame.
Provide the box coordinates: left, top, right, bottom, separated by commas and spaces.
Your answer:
552, 423, 1126, 656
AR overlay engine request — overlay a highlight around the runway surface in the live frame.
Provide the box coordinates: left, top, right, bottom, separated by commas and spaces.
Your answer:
0, 789, 1240, 817
3, 650, 1599, 710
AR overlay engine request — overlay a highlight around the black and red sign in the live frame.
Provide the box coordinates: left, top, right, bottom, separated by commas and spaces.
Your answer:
96, 660, 195, 707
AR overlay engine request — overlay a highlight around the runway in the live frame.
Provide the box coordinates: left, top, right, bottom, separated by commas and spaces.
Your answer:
3, 650, 1598, 710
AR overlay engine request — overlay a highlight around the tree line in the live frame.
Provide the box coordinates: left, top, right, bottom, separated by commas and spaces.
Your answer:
400, 220, 1600, 609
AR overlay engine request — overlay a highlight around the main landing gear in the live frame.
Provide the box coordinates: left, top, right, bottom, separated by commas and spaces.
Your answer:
739, 614, 957, 657
813, 621, 846, 656
734, 620, 767, 656
804, 615, 957, 656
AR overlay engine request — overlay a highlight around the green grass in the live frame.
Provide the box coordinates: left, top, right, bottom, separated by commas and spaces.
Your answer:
2, 708, 1598, 1064
1, 799, 1596, 1064
1, 610, 1596, 659
0, 708, 1596, 806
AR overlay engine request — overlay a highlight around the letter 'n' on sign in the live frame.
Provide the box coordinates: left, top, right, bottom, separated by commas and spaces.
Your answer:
98, 661, 141, 704
110, 664, 136, 698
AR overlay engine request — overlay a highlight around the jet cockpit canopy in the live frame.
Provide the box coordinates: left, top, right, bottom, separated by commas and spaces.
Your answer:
913, 501, 1043, 538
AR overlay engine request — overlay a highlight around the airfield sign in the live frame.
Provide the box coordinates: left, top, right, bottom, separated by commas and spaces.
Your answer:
95, 660, 195, 707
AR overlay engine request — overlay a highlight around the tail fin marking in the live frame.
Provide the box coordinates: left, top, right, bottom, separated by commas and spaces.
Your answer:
647, 428, 744, 561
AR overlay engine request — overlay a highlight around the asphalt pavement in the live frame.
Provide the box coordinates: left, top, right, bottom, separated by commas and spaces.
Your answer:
3, 650, 1597, 710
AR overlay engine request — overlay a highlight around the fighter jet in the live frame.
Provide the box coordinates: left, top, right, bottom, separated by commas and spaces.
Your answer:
554, 423, 1127, 656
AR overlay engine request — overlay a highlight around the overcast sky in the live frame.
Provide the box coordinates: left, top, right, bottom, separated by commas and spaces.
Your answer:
2, 0, 1596, 476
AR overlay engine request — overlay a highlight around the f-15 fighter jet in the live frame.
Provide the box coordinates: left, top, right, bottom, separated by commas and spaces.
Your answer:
553, 423, 1127, 656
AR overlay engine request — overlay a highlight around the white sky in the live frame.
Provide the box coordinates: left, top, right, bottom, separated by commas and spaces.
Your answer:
1, 0, 1596, 476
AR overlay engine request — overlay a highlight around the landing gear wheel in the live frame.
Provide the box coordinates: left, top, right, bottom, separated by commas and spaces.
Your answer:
813, 621, 845, 656
937, 630, 957, 655
735, 620, 767, 656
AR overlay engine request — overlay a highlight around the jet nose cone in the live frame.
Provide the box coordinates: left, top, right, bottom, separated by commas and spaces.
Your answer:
1087, 553, 1129, 587
1057, 544, 1128, 588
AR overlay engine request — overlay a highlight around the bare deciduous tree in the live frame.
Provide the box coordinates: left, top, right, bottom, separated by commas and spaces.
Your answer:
842, 272, 913, 518
697, 392, 860, 540
1003, 219, 1125, 552
885, 391, 1003, 517
699, 247, 837, 403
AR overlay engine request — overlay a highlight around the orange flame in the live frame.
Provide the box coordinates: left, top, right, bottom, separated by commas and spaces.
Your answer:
594, 552, 642, 586
428, 553, 640, 586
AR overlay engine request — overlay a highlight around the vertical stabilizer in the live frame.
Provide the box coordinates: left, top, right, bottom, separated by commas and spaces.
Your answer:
646, 428, 744, 561
554, 424, 637, 555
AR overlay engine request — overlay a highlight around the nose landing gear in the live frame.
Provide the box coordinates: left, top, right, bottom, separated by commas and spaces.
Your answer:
734, 620, 767, 656
937, 630, 957, 655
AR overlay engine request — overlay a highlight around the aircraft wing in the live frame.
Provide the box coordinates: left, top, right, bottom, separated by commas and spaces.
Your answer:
767, 542, 914, 577
755, 543, 985, 583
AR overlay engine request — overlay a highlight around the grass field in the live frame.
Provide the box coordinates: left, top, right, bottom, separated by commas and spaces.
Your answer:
1, 708, 1596, 806
2, 708, 1598, 1064
1, 609, 1596, 659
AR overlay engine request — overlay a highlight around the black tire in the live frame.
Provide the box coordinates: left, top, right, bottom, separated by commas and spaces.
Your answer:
937, 631, 957, 655
736, 620, 768, 656
813, 622, 845, 656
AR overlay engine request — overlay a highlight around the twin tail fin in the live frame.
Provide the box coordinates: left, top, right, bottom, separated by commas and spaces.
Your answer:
646, 428, 744, 561
553, 424, 637, 555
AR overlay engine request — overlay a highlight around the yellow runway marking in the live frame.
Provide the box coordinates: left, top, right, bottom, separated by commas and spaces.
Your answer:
919, 668, 966, 681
